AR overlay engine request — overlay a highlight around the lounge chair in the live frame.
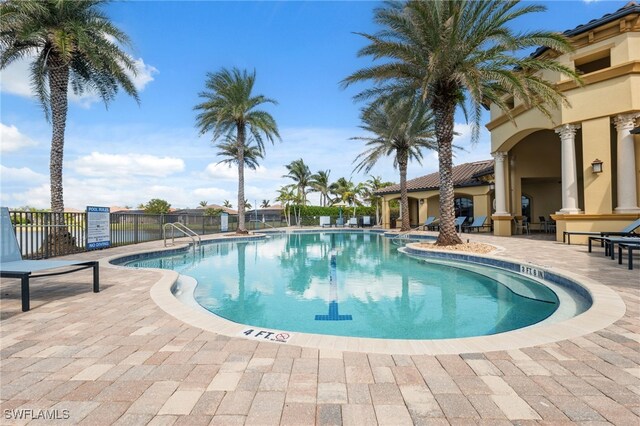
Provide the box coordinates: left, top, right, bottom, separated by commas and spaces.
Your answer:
455, 216, 467, 233
588, 235, 640, 258
319, 216, 331, 228
617, 242, 640, 270
422, 216, 436, 230
335, 217, 345, 227
362, 216, 372, 227
0, 207, 99, 312
462, 216, 490, 233
565, 217, 640, 245
348, 217, 358, 227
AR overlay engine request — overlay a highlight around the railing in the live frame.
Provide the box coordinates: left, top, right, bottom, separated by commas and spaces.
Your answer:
163, 222, 202, 252
248, 219, 286, 233
390, 224, 424, 246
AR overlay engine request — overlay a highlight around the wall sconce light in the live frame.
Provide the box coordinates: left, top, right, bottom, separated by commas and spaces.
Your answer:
419, 199, 425, 205
591, 159, 603, 174
489, 183, 495, 191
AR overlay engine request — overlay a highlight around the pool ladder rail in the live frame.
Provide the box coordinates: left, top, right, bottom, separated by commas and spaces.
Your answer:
390, 225, 424, 246
163, 222, 202, 253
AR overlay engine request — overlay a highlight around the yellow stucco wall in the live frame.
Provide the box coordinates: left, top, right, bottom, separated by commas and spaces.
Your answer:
581, 117, 614, 214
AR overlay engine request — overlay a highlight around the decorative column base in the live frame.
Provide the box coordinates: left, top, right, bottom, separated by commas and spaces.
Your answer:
492, 215, 512, 236
614, 206, 640, 214
557, 208, 583, 215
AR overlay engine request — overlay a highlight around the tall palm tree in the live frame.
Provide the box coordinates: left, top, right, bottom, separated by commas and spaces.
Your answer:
352, 99, 436, 231
276, 184, 298, 226
199, 201, 208, 208
215, 134, 264, 171
0, 0, 139, 251
260, 199, 271, 208
223, 200, 233, 209
283, 158, 312, 205
343, 0, 579, 244
195, 67, 280, 234
310, 170, 332, 207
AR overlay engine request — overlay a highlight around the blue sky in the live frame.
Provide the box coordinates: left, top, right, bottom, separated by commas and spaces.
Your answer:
0, 0, 628, 209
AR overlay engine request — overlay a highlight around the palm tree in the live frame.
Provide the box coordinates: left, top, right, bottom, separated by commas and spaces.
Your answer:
194, 67, 280, 234
352, 99, 436, 231
223, 200, 233, 209
283, 158, 312, 205
260, 199, 271, 208
310, 170, 332, 207
244, 200, 252, 211
343, 0, 579, 244
199, 201, 208, 208
365, 176, 395, 225
215, 134, 264, 171
331, 177, 366, 215
276, 184, 300, 226
0, 0, 139, 252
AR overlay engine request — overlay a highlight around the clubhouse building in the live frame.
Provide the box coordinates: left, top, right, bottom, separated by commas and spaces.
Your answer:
379, 1, 640, 243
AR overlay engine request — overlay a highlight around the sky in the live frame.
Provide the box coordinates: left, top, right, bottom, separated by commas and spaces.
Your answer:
0, 0, 630, 210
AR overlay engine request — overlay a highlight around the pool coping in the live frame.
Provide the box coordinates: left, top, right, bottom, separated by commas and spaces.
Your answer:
104, 231, 626, 355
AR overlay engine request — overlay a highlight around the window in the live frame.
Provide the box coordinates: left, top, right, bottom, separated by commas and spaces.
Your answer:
454, 197, 474, 219
575, 50, 610, 75
521, 195, 531, 221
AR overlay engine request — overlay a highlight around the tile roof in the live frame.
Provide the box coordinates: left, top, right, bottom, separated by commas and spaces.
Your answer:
531, 1, 640, 58
375, 160, 494, 195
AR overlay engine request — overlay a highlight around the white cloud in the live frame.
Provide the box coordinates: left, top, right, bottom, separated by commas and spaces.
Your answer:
426, 123, 492, 170
0, 50, 157, 107
72, 152, 185, 178
192, 187, 232, 200
128, 58, 158, 91
203, 162, 238, 180
0, 165, 47, 183
0, 123, 39, 152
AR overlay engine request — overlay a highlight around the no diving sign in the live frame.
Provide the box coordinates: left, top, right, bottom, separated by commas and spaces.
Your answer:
240, 328, 293, 344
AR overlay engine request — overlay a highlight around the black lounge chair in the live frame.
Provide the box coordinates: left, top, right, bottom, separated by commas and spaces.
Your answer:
564, 218, 640, 245
0, 207, 99, 311
618, 242, 640, 270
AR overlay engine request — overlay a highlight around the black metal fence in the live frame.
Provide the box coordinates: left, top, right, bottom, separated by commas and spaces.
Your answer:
8, 211, 288, 259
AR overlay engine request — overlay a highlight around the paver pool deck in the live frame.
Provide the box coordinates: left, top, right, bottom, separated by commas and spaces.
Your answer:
1, 230, 639, 425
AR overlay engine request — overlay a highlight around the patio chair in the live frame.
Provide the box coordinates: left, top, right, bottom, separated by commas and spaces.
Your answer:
513, 216, 530, 235
319, 216, 331, 228
462, 216, 490, 233
348, 217, 358, 227
335, 217, 345, 227
455, 216, 467, 233
565, 217, 640, 245
0, 207, 99, 312
422, 216, 436, 230
362, 216, 372, 227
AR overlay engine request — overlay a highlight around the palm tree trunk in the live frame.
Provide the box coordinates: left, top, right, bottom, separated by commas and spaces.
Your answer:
434, 93, 462, 246
47, 58, 77, 255
49, 59, 69, 223
236, 125, 247, 234
399, 159, 410, 231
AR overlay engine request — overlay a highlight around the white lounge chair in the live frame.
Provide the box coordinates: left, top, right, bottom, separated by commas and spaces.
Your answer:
319, 216, 331, 228
0, 207, 99, 311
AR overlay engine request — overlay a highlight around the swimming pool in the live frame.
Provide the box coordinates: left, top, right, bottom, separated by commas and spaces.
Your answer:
122, 232, 581, 340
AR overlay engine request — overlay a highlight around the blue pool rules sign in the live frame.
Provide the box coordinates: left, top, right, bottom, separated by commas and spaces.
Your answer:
86, 206, 111, 249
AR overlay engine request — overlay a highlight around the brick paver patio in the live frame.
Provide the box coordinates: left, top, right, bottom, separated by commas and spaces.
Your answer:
1, 231, 639, 425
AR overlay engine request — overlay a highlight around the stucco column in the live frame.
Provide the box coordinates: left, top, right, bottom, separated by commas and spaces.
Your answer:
555, 124, 582, 214
492, 151, 509, 216
613, 113, 640, 213
382, 198, 390, 229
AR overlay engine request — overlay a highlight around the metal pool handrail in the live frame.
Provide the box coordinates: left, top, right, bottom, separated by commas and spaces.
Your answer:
163, 222, 201, 252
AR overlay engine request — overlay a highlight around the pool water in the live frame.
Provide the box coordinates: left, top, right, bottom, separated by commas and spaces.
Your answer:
125, 232, 559, 339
